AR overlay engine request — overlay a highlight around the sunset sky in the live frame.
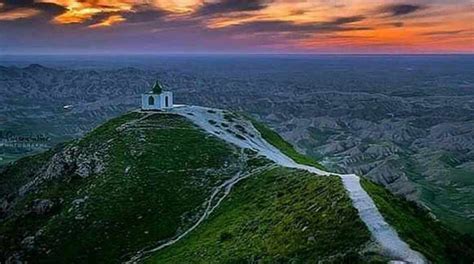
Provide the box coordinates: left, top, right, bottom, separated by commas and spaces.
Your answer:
1, 0, 473, 54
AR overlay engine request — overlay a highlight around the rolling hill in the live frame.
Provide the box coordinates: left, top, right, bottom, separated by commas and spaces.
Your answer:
1, 106, 473, 263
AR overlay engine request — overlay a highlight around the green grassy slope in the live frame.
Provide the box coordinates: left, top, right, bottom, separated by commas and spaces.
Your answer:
149, 167, 381, 263
362, 179, 474, 263
0, 112, 254, 263
0, 154, 28, 167
247, 117, 474, 263
0, 147, 59, 197
2, 110, 473, 264
246, 115, 326, 170
400, 152, 474, 236
418, 181, 474, 236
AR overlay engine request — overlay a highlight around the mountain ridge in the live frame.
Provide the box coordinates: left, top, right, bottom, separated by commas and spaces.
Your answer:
1, 106, 473, 263
165, 105, 425, 263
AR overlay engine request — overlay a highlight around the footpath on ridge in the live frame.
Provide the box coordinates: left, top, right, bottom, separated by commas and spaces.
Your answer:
173, 105, 426, 264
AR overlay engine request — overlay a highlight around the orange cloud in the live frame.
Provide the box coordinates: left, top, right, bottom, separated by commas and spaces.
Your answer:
37, 0, 202, 25
204, 0, 473, 53
6, 0, 471, 52
38, 0, 135, 24
88, 14, 126, 28
153, 0, 202, 13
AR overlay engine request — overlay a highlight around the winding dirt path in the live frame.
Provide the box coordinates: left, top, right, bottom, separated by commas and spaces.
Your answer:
125, 143, 274, 263
173, 105, 426, 264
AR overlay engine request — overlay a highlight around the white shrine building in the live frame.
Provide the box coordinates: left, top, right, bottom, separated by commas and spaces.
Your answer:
141, 81, 174, 111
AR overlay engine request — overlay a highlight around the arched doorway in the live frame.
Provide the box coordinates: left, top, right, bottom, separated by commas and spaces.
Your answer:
148, 96, 155, 105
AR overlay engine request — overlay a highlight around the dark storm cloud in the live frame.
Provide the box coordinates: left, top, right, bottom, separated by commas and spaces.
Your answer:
220, 16, 369, 34
0, 0, 66, 16
1, 0, 33, 6
197, 0, 272, 16
330, 15, 366, 25
33, 2, 66, 15
379, 4, 425, 17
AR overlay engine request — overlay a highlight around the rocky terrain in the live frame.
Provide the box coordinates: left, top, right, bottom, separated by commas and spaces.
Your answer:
0, 55, 473, 234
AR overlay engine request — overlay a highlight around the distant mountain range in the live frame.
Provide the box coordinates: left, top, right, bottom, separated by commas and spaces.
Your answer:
0, 58, 473, 235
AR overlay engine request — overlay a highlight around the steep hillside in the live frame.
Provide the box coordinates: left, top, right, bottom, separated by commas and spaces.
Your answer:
148, 168, 378, 263
1, 108, 473, 263
0, 112, 259, 263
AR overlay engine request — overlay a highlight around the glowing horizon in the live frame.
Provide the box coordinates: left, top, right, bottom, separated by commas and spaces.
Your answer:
1, 0, 473, 54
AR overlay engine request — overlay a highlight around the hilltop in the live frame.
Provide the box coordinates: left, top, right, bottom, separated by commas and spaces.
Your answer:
1, 106, 473, 263
1, 60, 473, 236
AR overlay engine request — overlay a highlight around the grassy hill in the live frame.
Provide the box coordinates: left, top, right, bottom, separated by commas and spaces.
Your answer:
249, 115, 474, 264
1, 111, 473, 263
148, 168, 381, 263
0, 112, 258, 263
362, 179, 474, 263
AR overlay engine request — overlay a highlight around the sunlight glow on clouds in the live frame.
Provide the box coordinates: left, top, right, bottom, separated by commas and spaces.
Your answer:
1, 0, 473, 53
39, 0, 134, 24
153, 0, 203, 13
0, 7, 40, 20
88, 14, 126, 28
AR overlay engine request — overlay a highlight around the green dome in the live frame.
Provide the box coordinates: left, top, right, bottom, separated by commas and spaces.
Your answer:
152, 81, 164, 94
